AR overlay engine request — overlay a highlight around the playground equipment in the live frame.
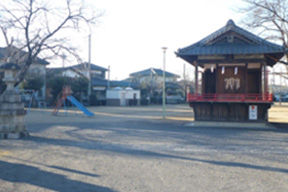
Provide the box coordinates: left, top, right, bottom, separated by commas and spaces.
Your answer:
17, 89, 47, 113
27, 90, 47, 112
52, 86, 94, 116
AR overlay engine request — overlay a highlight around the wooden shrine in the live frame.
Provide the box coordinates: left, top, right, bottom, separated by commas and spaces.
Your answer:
176, 20, 286, 122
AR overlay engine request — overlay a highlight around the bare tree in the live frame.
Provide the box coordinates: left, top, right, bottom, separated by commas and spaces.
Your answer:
239, 0, 288, 64
0, 0, 102, 93
179, 73, 194, 100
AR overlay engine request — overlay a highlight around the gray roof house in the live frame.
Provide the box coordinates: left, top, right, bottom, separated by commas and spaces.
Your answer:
0, 46, 49, 65
0, 46, 49, 100
130, 68, 180, 79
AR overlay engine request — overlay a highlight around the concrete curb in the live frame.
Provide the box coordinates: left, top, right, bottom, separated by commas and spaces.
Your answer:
184, 121, 276, 129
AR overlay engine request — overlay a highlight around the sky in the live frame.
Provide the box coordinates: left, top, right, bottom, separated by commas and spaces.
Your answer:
3, 0, 246, 81
80, 0, 246, 80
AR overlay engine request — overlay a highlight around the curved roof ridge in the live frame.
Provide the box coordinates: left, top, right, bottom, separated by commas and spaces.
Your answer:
129, 67, 180, 78
177, 19, 285, 55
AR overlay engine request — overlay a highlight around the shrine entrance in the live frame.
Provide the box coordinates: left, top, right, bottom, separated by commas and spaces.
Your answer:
176, 20, 286, 122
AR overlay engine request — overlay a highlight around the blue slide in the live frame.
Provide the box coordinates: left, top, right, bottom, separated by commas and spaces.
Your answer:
67, 96, 94, 117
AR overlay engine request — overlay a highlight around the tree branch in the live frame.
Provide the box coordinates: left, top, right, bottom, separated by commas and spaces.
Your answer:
0, 0, 103, 91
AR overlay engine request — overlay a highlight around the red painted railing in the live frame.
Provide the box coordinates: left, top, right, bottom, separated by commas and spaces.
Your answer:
187, 93, 273, 102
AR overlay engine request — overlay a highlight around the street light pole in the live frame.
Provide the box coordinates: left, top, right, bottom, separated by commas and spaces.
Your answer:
162, 47, 167, 119
107, 65, 110, 90
61, 53, 66, 77
88, 34, 92, 105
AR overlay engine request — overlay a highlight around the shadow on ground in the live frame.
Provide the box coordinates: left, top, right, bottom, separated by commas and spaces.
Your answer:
0, 160, 116, 192
271, 123, 288, 130
27, 135, 288, 175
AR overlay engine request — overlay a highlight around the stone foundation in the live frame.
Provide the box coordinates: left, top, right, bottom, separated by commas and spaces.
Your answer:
0, 90, 28, 139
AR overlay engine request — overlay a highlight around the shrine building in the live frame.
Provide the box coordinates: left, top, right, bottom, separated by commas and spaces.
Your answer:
175, 20, 286, 122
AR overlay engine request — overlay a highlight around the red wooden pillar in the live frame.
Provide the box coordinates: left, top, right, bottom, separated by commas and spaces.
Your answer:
263, 62, 267, 94
194, 61, 198, 94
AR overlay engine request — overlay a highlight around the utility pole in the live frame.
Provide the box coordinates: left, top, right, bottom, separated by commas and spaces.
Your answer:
107, 65, 110, 90
88, 34, 92, 105
61, 53, 66, 77
162, 47, 167, 119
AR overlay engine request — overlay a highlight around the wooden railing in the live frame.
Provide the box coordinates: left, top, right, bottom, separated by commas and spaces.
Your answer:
187, 93, 273, 102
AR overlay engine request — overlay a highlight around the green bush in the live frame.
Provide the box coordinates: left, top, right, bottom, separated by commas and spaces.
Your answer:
21, 76, 44, 91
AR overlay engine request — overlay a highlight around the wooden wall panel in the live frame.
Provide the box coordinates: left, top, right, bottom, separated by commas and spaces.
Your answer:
212, 103, 229, 121
217, 67, 245, 94
229, 104, 247, 121
194, 103, 211, 121
192, 102, 271, 122
247, 70, 260, 94
203, 70, 216, 93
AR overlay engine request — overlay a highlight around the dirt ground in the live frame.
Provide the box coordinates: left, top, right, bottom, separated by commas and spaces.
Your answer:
0, 104, 288, 192
269, 103, 288, 123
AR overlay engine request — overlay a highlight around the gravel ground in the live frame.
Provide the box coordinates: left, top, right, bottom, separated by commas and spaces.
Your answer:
0, 104, 288, 192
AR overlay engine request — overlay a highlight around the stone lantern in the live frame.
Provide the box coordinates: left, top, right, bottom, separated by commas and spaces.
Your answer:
0, 62, 28, 139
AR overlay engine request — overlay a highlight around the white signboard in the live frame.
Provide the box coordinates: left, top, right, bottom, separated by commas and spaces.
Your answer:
249, 105, 258, 120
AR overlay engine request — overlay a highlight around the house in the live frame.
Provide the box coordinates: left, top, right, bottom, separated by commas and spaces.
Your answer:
47, 62, 144, 105
129, 68, 182, 104
175, 20, 286, 122
0, 46, 49, 100
47, 62, 108, 90
129, 68, 179, 84
47, 62, 107, 79
47, 62, 109, 103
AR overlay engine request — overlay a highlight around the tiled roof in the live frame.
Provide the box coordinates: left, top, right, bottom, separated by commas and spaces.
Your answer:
92, 78, 108, 86
0, 62, 21, 70
72, 62, 107, 71
0, 46, 49, 65
110, 80, 131, 87
130, 68, 179, 78
47, 63, 107, 75
176, 20, 286, 56
92, 78, 136, 88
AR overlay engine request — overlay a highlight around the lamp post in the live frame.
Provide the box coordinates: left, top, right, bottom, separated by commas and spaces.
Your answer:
162, 47, 167, 119
61, 53, 66, 77
107, 65, 110, 90
88, 34, 92, 104
0, 63, 28, 138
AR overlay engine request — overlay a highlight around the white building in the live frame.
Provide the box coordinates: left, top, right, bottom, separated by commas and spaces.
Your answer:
106, 87, 140, 106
